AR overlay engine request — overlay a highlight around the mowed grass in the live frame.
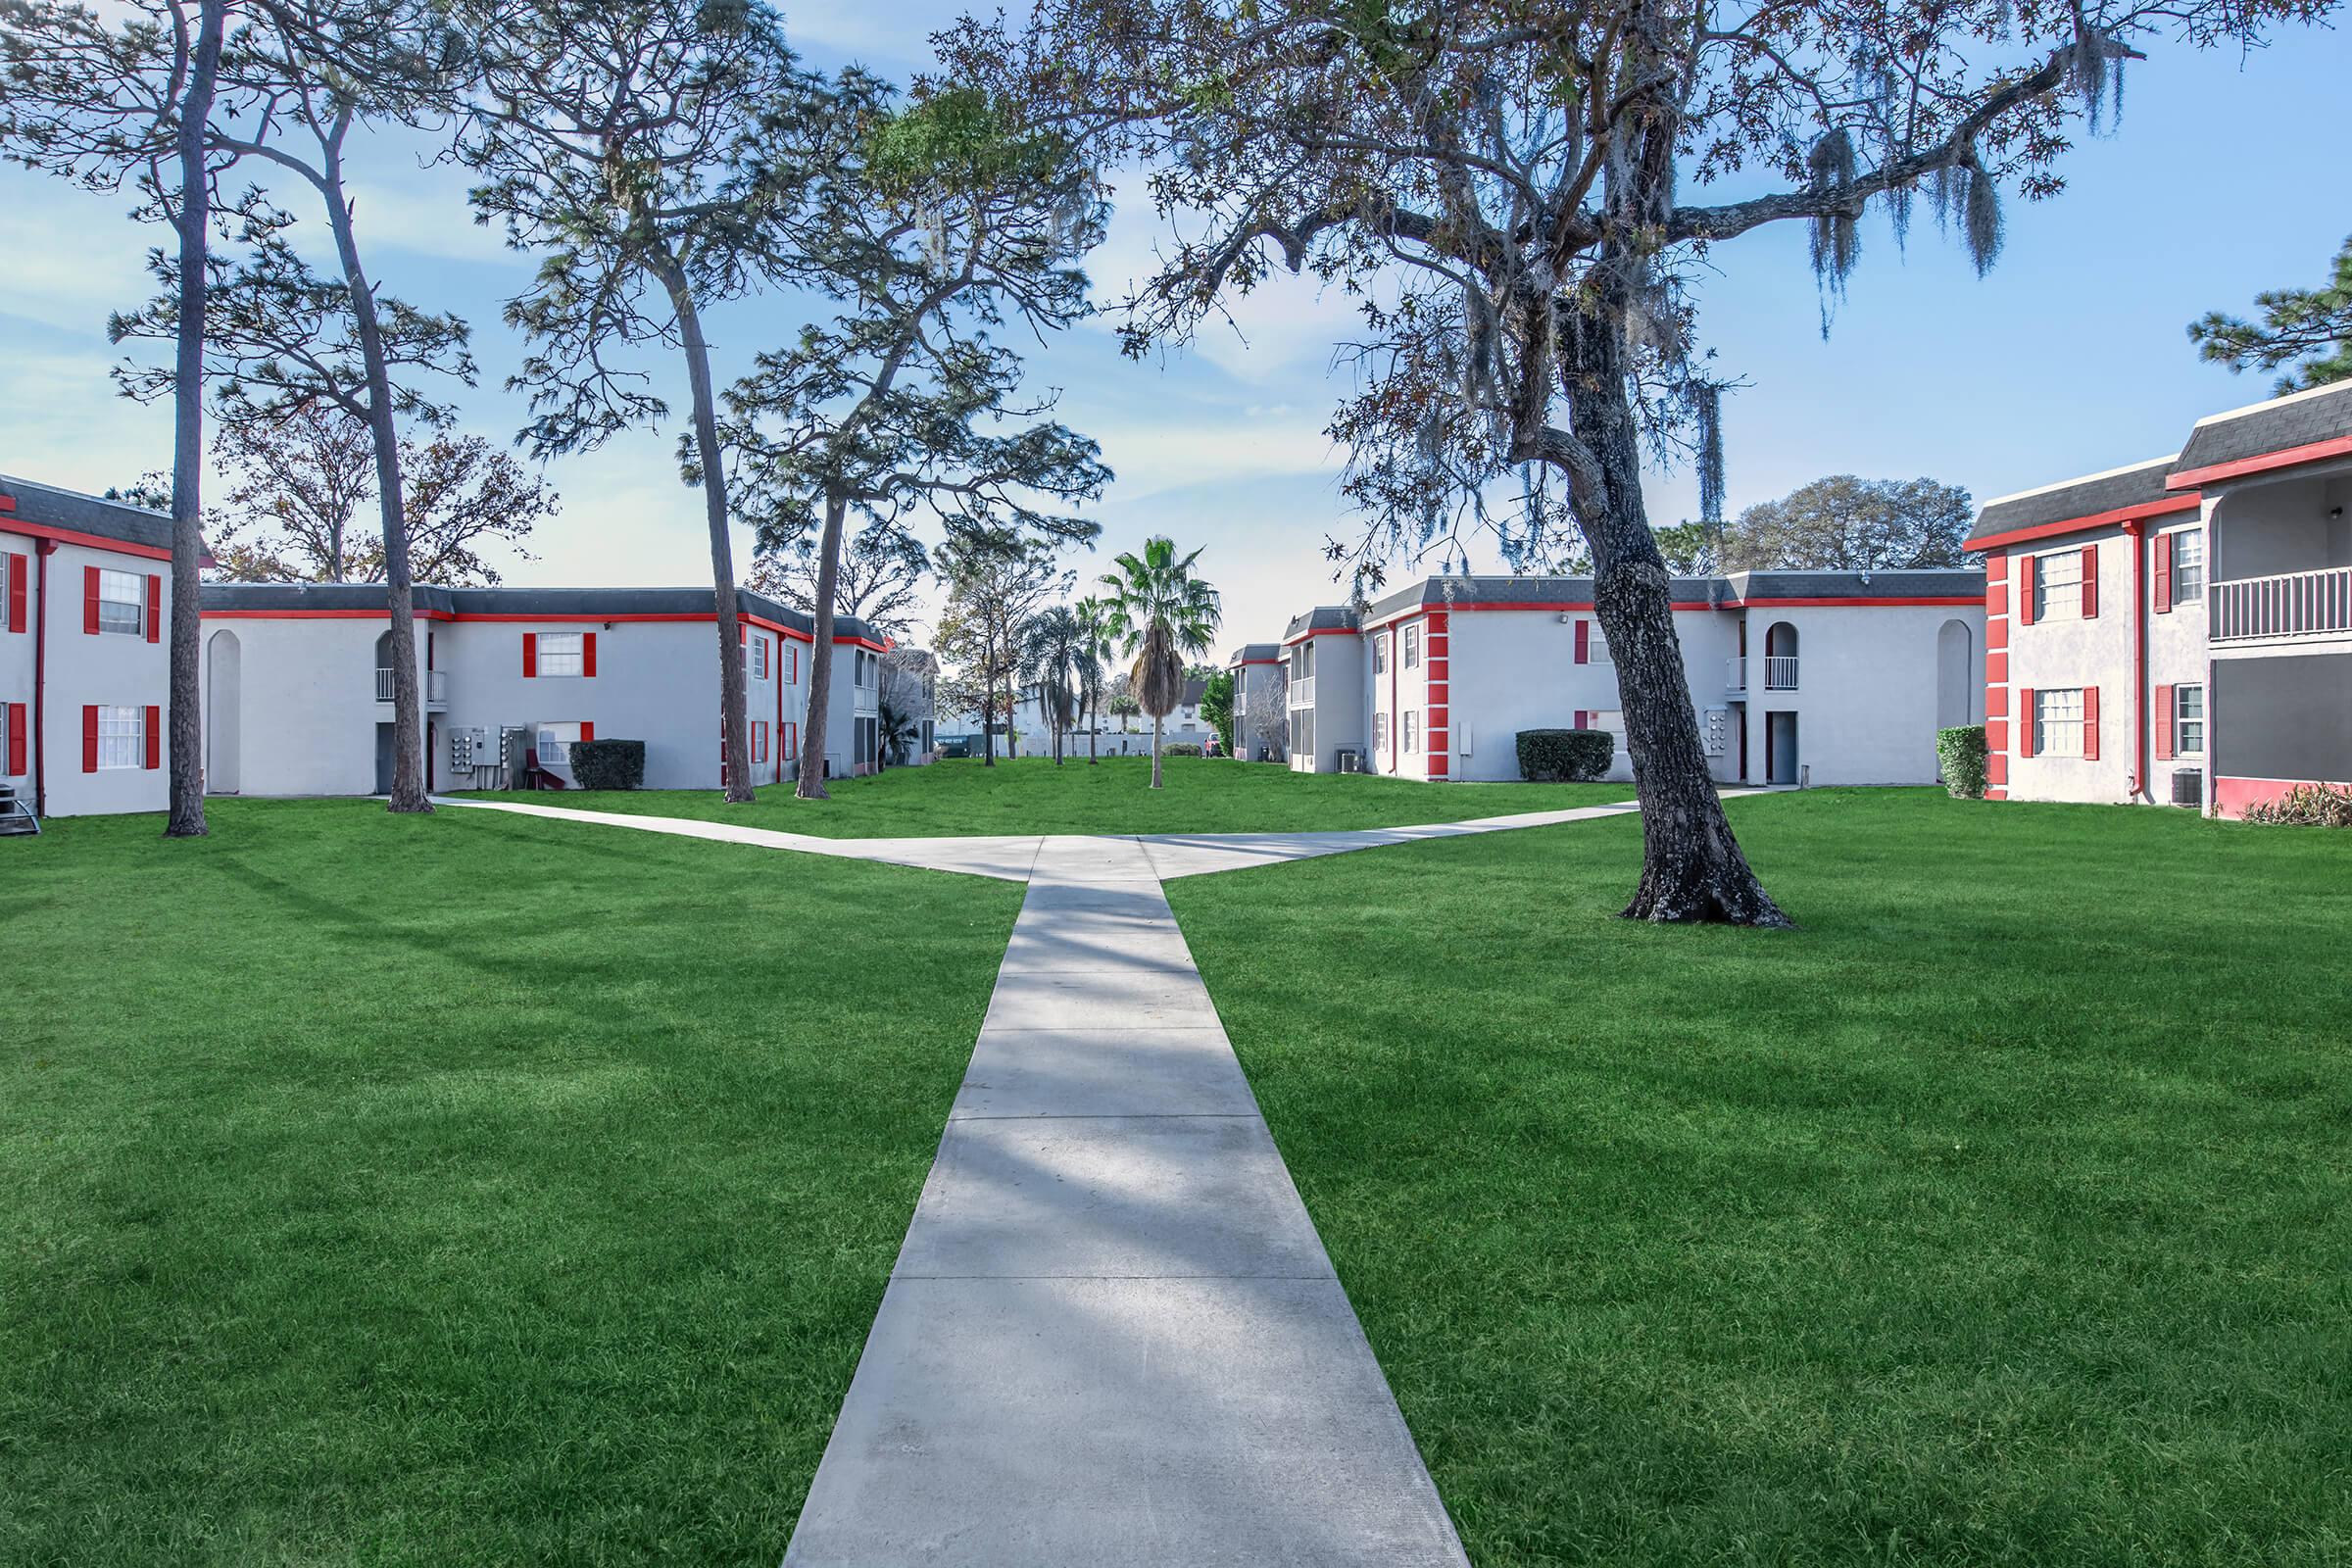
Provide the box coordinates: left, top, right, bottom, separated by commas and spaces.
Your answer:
478, 755, 1634, 838
0, 801, 1023, 1566
1165, 790, 2352, 1567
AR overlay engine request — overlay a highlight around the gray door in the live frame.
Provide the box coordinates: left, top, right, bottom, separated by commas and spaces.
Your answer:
1767, 710, 1798, 785
375, 722, 395, 794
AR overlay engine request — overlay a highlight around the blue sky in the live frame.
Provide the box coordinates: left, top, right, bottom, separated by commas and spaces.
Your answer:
2, 3, 2346, 650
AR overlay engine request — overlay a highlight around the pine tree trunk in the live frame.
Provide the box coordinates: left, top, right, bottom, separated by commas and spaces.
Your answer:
1089, 696, 1098, 764
163, 0, 225, 840
322, 134, 430, 814
658, 258, 754, 805
1557, 297, 1788, 927
797, 487, 850, 800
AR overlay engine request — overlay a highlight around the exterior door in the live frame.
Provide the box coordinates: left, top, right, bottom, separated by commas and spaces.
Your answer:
1767, 710, 1798, 785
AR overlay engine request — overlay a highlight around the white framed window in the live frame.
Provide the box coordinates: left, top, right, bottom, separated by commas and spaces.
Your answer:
2034, 688, 2085, 758
2034, 552, 2082, 620
536, 631, 585, 677
1589, 627, 1613, 665
97, 569, 145, 635
1403, 710, 1420, 753
1374, 711, 1391, 751
1403, 624, 1421, 669
96, 704, 143, 768
752, 635, 770, 681
2172, 530, 2205, 603
1372, 634, 1389, 675
2175, 683, 2205, 756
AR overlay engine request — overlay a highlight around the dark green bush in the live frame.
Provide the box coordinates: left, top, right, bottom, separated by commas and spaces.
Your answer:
1162, 742, 1204, 758
2242, 782, 2352, 826
1936, 725, 1988, 799
1517, 728, 1612, 782
569, 738, 645, 791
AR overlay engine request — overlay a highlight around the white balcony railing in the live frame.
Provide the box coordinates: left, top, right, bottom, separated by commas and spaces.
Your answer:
1289, 675, 1316, 708
376, 668, 450, 703
1725, 657, 1746, 692
1763, 655, 1799, 691
2211, 566, 2352, 642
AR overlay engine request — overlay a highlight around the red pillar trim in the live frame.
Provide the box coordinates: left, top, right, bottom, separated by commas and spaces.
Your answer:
143, 705, 161, 769
2126, 518, 2148, 798
582, 631, 597, 677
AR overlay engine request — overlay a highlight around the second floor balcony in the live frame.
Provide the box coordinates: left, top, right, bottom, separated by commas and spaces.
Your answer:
1288, 674, 1316, 708
376, 668, 450, 705
2211, 565, 2352, 644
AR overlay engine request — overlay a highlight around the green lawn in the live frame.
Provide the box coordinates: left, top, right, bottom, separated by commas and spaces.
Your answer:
1165, 790, 2352, 1567
0, 801, 1023, 1566
477, 755, 1634, 838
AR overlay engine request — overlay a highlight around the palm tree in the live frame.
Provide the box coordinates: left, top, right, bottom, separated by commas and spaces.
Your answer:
1020, 605, 1089, 766
1072, 595, 1115, 765
1099, 537, 1222, 789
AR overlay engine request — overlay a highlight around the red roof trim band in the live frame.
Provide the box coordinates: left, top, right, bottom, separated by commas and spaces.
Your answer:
0, 516, 174, 563
2167, 433, 2352, 491
1963, 492, 2201, 552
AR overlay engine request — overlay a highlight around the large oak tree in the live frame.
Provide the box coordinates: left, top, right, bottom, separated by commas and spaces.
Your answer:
954, 0, 2330, 923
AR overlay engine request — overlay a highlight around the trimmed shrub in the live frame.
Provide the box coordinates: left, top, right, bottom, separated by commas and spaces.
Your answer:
569, 738, 645, 791
1162, 742, 1204, 758
1936, 725, 1989, 799
1517, 728, 1613, 782
2242, 782, 2352, 827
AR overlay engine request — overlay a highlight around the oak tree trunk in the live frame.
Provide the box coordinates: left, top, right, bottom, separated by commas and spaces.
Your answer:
163, 0, 225, 840
1557, 296, 1788, 926
659, 261, 755, 804
797, 487, 850, 799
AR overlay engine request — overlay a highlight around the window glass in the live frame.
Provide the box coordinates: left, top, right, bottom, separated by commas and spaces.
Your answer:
1403, 710, 1419, 753
1403, 625, 1421, 668
2176, 683, 2205, 755
537, 632, 585, 676
2034, 552, 2082, 619
2173, 530, 2205, 602
96, 704, 143, 768
97, 569, 144, 635
2035, 688, 2084, 757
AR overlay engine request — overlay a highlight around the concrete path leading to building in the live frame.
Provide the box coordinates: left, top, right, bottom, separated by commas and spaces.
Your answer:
781, 837, 1471, 1567
1138, 798, 1643, 879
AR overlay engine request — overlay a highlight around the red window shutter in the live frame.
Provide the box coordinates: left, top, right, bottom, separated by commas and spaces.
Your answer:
579, 720, 594, 743
1573, 620, 1590, 663
6, 704, 24, 775
83, 565, 100, 634
81, 705, 98, 771
1574, 709, 1589, 729
2017, 688, 2035, 759
143, 705, 161, 769
2153, 532, 2174, 613
146, 573, 162, 642
6, 554, 24, 633
2082, 686, 2100, 761
582, 631, 597, 677
522, 632, 537, 676
2016, 559, 2035, 627
2079, 547, 2097, 619
2154, 685, 2175, 760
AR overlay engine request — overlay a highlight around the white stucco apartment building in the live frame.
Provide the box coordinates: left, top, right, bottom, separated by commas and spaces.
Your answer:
0, 476, 182, 818
199, 582, 912, 798
1271, 570, 1985, 786
1967, 379, 2352, 816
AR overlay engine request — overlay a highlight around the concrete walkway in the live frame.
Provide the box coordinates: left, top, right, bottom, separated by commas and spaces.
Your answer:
782, 836, 1470, 1566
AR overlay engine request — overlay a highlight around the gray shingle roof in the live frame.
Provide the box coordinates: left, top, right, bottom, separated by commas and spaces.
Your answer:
202, 581, 884, 643
1965, 457, 2179, 547
0, 473, 178, 555
2173, 380, 2352, 477
1226, 642, 1283, 664
1346, 571, 1976, 620
1727, 568, 1984, 600
1283, 604, 1360, 640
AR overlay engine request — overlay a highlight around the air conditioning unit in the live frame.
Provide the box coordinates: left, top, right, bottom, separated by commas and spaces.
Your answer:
2172, 769, 2204, 808
1336, 748, 1364, 773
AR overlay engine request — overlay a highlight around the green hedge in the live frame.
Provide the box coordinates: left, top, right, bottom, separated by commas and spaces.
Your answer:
569, 738, 645, 791
1517, 728, 1613, 782
1162, 742, 1204, 758
1936, 725, 1988, 799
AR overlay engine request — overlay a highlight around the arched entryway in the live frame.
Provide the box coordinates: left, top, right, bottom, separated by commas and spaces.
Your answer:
1763, 621, 1799, 690
207, 629, 241, 794
1936, 618, 1978, 727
